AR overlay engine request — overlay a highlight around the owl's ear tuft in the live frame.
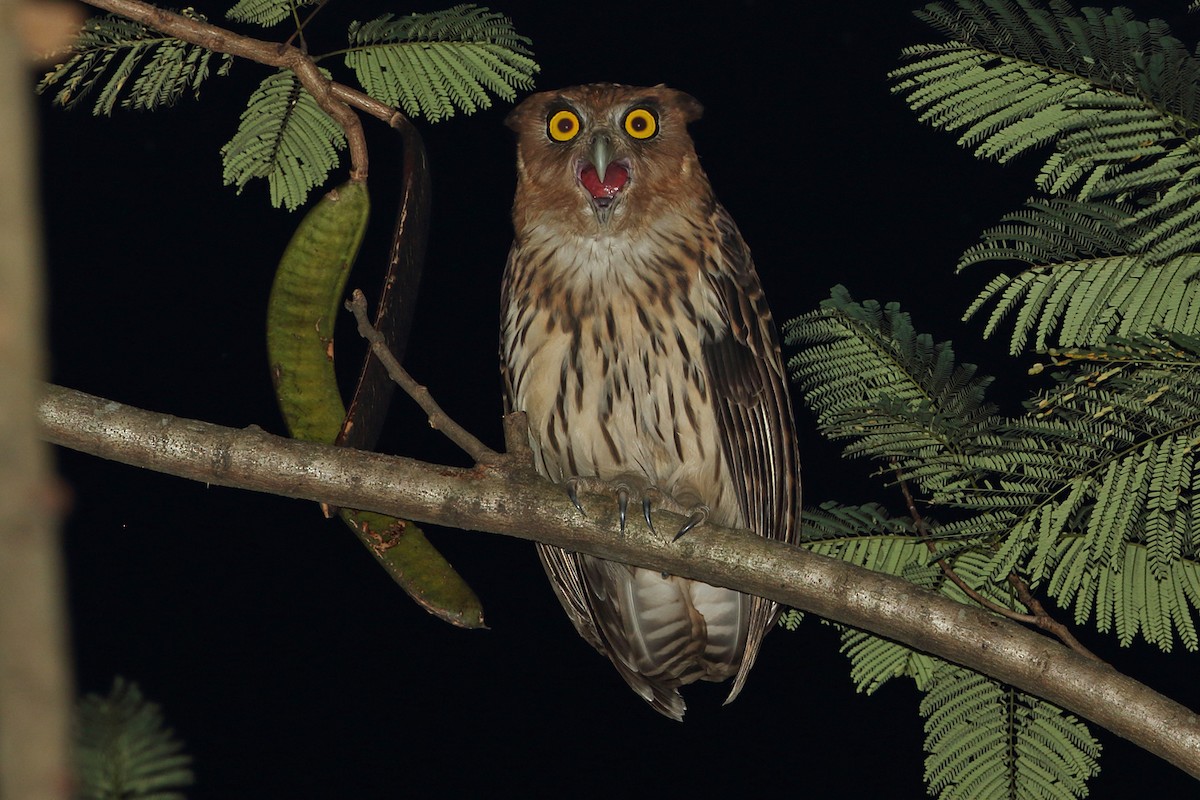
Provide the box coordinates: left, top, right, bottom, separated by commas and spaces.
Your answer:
505, 91, 546, 131
504, 103, 527, 132
666, 89, 703, 124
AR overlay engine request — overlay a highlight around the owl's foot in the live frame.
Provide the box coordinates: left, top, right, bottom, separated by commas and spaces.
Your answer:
562, 475, 659, 535
667, 488, 710, 541
561, 476, 707, 540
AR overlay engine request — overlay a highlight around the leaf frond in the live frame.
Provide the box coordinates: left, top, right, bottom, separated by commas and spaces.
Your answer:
37, 10, 232, 114
958, 198, 1200, 352
896, 0, 1200, 268
75, 678, 193, 800
345, 5, 538, 122
786, 285, 999, 496
226, 0, 319, 27
220, 68, 346, 210
921, 664, 1100, 800
892, 0, 1200, 210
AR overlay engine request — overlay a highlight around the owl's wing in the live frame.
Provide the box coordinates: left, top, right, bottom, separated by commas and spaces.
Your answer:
700, 202, 801, 704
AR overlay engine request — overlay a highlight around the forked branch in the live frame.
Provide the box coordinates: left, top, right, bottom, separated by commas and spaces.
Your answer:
894, 464, 1100, 661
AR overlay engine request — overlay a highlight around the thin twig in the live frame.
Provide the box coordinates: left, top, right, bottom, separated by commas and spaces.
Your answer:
80, 0, 371, 180
894, 471, 1036, 621
893, 463, 1101, 661
1007, 572, 1101, 661
346, 289, 500, 465
284, 0, 332, 50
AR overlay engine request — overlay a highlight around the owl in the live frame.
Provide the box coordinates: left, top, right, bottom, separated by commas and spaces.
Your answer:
500, 83, 800, 720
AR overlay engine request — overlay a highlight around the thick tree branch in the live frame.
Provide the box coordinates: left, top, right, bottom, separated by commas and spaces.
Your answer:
36, 383, 1200, 780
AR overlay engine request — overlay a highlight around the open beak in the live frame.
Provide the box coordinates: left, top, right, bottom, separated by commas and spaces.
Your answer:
589, 134, 613, 180
578, 134, 630, 217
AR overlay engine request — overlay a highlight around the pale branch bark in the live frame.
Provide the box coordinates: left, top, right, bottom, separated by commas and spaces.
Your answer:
79, 0, 377, 178
346, 289, 500, 464
37, 383, 1200, 780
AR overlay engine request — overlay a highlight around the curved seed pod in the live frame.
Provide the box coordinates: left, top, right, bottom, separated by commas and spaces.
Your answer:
267, 179, 484, 628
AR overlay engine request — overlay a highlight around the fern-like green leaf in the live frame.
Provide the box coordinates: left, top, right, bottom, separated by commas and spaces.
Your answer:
789, 285, 1200, 651
921, 665, 1101, 800
220, 68, 346, 211
840, 627, 940, 695
802, 503, 938, 696
345, 5, 538, 122
75, 678, 193, 800
37, 10, 232, 115
895, 0, 1200, 268
226, 0, 318, 27
806, 502, 1028, 696
959, 198, 1200, 353
1050, 538, 1200, 651
892, 1, 1200, 202
786, 285, 999, 496
959, 339, 1200, 648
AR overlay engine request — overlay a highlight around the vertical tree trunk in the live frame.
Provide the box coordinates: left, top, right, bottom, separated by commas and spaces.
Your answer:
0, 5, 73, 797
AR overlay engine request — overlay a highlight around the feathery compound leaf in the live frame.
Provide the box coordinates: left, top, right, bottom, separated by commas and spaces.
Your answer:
801, 502, 940, 694
38, 10, 231, 115
345, 5, 538, 122
921, 665, 1100, 800
1050, 539, 1200, 651
892, 1, 1200, 209
947, 338, 1200, 648
786, 286, 998, 496
895, 0, 1200, 268
840, 628, 940, 694
803, 501, 926, 572
789, 285, 1200, 650
960, 198, 1200, 353
221, 68, 346, 211
226, 0, 319, 27
75, 678, 193, 800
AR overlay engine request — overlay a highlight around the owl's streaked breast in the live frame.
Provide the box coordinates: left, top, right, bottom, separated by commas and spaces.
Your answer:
502, 225, 739, 527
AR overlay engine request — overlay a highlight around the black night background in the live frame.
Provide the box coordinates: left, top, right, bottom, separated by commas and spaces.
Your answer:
32, 0, 1200, 796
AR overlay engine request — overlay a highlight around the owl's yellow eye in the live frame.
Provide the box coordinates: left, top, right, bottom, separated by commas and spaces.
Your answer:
547, 109, 581, 142
623, 107, 658, 140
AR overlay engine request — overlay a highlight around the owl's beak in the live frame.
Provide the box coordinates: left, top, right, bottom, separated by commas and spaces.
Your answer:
589, 134, 613, 182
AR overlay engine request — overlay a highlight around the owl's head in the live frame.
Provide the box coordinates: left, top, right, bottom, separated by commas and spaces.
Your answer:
506, 83, 707, 235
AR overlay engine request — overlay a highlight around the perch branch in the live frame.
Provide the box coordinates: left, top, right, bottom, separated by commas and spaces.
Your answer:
35, 383, 1200, 781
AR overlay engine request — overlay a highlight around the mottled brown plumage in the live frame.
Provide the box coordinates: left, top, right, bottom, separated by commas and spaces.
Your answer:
500, 83, 800, 719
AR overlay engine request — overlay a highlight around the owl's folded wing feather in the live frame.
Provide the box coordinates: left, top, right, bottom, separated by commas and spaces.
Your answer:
699, 202, 802, 703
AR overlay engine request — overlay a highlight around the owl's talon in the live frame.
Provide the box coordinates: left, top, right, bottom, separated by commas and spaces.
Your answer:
673, 505, 710, 541
642, 496, 656, 535
617, 487, 630, 534
565, 478, 586, 516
